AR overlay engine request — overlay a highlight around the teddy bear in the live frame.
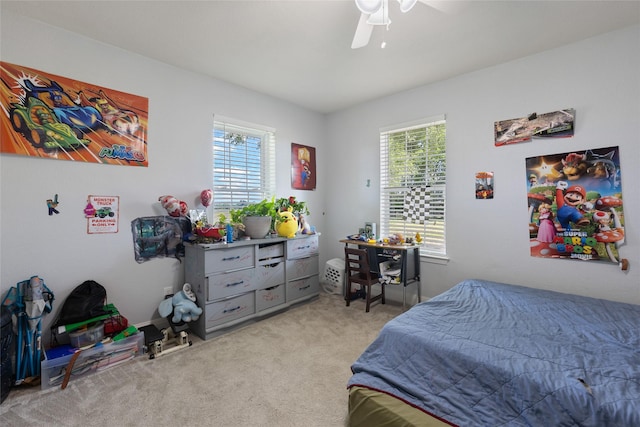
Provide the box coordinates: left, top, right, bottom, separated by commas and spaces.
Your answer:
158, 283, 202, 324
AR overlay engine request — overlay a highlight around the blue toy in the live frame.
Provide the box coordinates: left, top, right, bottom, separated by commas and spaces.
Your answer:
158, 283, 202, 324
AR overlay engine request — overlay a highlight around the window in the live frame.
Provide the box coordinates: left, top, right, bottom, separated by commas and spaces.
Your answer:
212, 116, 275, 213
380, 115, 446, 257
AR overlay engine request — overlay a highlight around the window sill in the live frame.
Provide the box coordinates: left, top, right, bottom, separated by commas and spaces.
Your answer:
419, 253, 449, 265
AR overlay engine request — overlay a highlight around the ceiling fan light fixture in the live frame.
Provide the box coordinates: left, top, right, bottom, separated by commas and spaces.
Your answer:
366, 2, 391, 26
398, 0, 418, 13
355, 0, 383, 15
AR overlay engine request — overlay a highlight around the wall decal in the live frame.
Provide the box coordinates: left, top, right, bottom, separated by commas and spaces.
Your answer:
526, 146, 627, 266
1, 62, 148, 166
495, 109, 574, 146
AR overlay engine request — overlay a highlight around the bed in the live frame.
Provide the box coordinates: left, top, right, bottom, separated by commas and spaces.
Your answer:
347, 279, 640, 426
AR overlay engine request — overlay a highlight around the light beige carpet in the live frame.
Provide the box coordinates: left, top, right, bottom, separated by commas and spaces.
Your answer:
1, 292, 402, 426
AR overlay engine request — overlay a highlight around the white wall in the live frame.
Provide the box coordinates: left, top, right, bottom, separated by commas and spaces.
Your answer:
0, 10, 327, 338
325, 25, 640, 304
1, 9, 639, 341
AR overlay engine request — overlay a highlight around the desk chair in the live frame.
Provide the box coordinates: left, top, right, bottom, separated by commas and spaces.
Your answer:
345, 247, 385, 312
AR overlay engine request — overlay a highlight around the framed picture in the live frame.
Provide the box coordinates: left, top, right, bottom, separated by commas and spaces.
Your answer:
291, 143, 316, 190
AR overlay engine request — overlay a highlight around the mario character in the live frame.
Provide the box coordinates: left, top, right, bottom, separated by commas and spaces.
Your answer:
555, 181, 589, 230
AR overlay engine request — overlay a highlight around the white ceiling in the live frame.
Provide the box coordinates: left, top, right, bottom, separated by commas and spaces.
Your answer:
3, 0, 639, 114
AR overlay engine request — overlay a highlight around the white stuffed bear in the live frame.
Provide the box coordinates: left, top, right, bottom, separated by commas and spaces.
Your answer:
158, 283, 202, 323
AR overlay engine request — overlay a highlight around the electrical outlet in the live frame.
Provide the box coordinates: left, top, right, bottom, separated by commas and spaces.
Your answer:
163, 286, 173, 296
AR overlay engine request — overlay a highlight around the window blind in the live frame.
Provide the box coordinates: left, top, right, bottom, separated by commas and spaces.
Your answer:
213, 116, 275, 213
379, 115, 446, 256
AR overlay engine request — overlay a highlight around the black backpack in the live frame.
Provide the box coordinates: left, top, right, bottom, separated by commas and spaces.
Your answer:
52, 280, 108, 328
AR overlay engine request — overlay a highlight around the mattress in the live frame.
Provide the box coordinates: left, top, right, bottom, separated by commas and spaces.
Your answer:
348, 279, 640, 426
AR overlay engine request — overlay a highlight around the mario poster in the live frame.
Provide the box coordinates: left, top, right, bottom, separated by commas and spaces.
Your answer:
526, 146, 625, 265
1, 62, 148, 166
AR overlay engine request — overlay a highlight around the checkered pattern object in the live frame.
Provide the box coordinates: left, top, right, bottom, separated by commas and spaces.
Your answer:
403, 186, 429, 223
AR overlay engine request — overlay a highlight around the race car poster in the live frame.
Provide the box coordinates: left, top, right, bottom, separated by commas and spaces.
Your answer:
0, 62, 148, 166
495, 108, 574, 146
86, 195, 119, 234
526, 146, 626, 265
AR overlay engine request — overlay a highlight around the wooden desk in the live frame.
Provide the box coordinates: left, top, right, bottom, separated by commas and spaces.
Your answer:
340, 239, 421, 310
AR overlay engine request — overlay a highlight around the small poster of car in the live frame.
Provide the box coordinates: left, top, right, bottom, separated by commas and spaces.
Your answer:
87, 195, 119, 234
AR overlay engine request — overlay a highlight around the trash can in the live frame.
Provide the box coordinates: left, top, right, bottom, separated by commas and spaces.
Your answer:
322, 258, 345, 295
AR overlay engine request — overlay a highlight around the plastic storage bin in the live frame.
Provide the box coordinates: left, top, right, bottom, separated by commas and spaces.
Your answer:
322, 258, 345, 295
69, 321, 104, 348
41, 332, 143, 390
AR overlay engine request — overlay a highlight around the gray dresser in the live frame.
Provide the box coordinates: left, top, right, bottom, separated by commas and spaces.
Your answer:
185, 234, 319, 340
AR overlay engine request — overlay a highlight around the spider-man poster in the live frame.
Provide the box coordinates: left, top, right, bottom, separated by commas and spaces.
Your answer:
1, 61, 148, 166
526, 146, 627, 267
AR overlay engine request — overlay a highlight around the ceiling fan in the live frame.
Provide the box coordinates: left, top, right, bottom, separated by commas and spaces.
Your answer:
351, 0, 453, 49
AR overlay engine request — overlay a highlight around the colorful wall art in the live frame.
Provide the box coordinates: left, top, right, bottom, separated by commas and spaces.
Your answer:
526, 146, 626, 265
495, 109, 574, 146
1, 62, 148, 166
291, 143, 316, 190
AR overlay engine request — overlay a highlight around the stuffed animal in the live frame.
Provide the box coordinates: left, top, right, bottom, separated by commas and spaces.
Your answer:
158, 283, 202, 323
276, 210, 298, 238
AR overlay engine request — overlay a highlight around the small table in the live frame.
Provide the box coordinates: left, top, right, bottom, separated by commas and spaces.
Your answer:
340, 239, 421, 310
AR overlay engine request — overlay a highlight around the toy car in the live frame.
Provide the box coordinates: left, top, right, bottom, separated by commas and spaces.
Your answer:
9, 97, 91, 151
79, 90, 140, 135
22, 79, 102, 133
95, 207, 115, 218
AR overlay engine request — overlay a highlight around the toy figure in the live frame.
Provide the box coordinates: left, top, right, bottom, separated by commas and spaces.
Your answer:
536, 203, 555, 243
47, 194, 60, 215
276, 210, 298, 238
158, 283, 202, 324
555, 182, 589, 230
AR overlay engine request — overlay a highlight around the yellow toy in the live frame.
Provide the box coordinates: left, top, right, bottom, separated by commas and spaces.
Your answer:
276, 210, 298, 238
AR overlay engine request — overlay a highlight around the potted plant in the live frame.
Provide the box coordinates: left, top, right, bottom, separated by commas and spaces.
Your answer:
229, 197, 277, 239
274, 196, 309, 216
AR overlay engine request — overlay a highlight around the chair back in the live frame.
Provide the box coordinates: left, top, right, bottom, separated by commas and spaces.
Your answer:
345, 247, 375, 282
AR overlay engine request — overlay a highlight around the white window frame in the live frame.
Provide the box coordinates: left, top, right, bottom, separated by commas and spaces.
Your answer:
212, 115, 276, 214
379, 115, 446, 258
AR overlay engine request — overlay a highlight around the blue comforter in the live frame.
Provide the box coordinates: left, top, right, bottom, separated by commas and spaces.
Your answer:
348, 279, 640, 426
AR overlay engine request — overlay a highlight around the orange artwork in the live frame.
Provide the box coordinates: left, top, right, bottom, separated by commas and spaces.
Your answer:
1, 62, 148, 166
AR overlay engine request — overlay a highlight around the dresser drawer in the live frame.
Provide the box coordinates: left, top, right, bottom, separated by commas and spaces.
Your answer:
255, 261, 285, 288
256, 284, 286, 312
286, 275, 319, 303
258, 242, 284, 263
286, 235, 319, 259
286, 255, 319, 281
204, 293, 255, 329
207, 268, 257, 300
204, 246, 254, 274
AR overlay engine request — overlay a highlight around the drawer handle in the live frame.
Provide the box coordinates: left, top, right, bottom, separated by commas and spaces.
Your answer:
225, 280, 244, 288
298, 285, 311, 291
223, 306, 241, 314
222, 255, 240, 261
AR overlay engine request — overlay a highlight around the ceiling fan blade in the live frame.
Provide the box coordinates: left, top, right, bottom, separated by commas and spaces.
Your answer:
418, 0, 463, 14
351, 12, 374, 49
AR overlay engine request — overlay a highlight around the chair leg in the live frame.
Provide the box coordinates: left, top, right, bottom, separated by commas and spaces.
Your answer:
365, 285, 371, 312
345, 280, 351, 307
381, 282, 385, 305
